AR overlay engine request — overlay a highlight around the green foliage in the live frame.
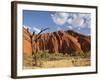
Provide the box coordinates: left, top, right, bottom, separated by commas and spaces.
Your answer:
24, 50, 91, 68
33, 50, 90, 61
33, 50, 65, 61
34, 50, 49, 60
48, 53, 65, 60
70, 51, 91, 58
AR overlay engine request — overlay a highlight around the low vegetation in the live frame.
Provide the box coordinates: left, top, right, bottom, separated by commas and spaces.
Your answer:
23, 50, 91, 69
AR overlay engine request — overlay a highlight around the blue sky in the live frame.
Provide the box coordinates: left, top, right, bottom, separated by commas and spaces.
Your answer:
23, 10, 91, 35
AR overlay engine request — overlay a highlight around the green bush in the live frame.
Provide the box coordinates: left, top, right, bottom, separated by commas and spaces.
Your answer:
71, 51, 91, 58
33, 50, 65, 61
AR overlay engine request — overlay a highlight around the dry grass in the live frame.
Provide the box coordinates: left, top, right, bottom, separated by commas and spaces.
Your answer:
42, 58, 90, 68
23, 51, 91, 69
23, 56, 90, 69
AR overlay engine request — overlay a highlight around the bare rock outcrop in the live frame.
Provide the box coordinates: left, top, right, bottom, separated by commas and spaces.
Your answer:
23, 28, 91, 55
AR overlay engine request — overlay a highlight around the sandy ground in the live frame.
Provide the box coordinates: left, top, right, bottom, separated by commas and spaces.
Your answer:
23, 57, 90, 69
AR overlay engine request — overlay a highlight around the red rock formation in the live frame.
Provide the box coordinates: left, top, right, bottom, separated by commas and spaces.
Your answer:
23, 28, 91, 56
67, 30, 91, 52
23, 28, 32, 55
57, 30, 81, 54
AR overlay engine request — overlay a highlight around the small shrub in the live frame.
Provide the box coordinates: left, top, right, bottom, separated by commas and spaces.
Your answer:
33, 50, 65, 61
73, 51, 91, 58
69, 50, 91, 58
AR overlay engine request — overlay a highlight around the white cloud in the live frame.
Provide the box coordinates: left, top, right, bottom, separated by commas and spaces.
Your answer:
23, 25, 31, 33
67, 13, 91, 29
51, 12, 90, 30
51, 12, 91, 29
78, 14, 91, 28
67, 18, 73, 24
72, 17, 84, 27
33, 27, 41, 34
67, 25, 73, 30
51, 12, 69, 25
23, 25, 31, 30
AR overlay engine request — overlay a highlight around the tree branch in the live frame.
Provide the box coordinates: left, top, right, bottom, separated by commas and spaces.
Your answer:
33, 27, 49, 41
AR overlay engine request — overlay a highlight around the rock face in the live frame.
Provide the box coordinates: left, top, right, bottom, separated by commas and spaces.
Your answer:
23, 28, 91, 55
67, 30, 91, 52
23, 28, 32, 55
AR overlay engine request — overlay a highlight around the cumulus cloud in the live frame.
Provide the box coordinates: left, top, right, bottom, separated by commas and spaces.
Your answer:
67, 17, 73, 24
51, 12, 69, 25
72, 17, 84, 27
51, 12, 91, 30
70, 13, 91, 29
